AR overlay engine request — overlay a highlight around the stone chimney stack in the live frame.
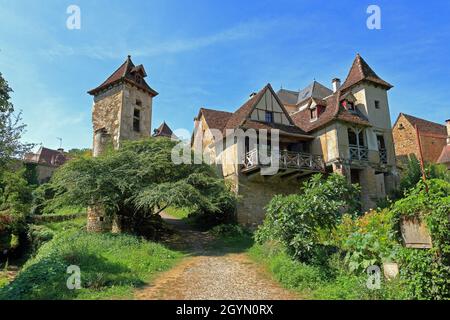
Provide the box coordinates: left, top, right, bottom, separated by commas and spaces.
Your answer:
446, 119, 450, 145
332, 78, 341, 93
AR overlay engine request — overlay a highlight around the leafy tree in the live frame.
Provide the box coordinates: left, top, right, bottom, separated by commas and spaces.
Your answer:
49, 138, 236, 234
0, 72, 33, 168
255, 173, 360, 262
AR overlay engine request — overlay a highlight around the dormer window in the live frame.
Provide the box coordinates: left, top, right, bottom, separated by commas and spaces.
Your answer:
342, 100, 355, 111
310, 107, 318, 121
265, 111, 274, 123
135, 74, 142, 84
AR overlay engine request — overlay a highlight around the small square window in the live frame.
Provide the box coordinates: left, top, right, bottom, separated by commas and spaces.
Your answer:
265, 111, 274, 123
375, 100, 380, 109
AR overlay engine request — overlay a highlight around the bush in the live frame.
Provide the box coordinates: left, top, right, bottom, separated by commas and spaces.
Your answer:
210, 224, 250, 237
255, 174, 360, 262
27, 225, 55, 253
391, 179, 450, 299
332, 209, 400, 273
49, 138, 236, 233
31, 183, 56, 215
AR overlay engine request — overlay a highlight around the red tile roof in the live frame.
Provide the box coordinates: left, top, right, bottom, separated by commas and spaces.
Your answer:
198, 108, 233, 132
397, 113, 447, 137
88, 56, 158, 97
291, 92, 371, 132
24, 147, 68, 167
153, 121, 175, 138
340, 54, 393, 91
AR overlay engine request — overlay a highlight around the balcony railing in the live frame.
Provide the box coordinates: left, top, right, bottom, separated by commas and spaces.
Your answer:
379, 148, 387, 164
349, 144, 368, 162
243, 148, 325, 173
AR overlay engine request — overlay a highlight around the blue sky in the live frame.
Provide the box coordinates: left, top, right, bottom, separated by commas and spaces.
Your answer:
0, 0, 449, 150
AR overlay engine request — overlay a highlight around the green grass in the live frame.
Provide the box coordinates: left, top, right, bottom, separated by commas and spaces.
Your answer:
46, 205, 86, 216
248, 241, 406, 300
164, 207, 191, 219
0, 229, 182, 300
41, 216, 87, 233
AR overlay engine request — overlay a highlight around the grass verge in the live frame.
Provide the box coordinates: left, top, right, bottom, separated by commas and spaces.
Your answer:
0, 219, 182, 299
248, 241, 407, 300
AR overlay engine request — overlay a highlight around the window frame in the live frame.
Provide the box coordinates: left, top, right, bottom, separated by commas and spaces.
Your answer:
265, 111, 274, 123
133, 108, 141, 132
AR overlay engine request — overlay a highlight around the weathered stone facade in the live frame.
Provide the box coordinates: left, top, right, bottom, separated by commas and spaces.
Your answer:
193, 54, 399, 226
87, 56, 158, 232
392, 113, 447, 165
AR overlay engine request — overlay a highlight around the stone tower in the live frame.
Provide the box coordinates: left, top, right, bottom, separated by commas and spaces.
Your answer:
86, 56, 158, 232
88, 55, 158, 156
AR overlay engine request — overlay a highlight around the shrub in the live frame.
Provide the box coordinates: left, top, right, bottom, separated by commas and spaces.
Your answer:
27, 225, 55, 253
49, 138, 236, 232
332, 209, 400, 273
255, 174, 360, 262
210, 224, 250, 237
391, 179, 450, 299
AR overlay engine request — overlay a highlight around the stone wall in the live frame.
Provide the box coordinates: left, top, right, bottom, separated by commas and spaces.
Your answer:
393, 114, 447, 164
235, 174, 304, 227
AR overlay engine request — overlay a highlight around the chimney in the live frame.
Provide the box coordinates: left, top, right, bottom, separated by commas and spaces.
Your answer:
57, 148, 64, 153
249, 92, 257, 99
446, 119, 450, 145
332, 78, 341, 93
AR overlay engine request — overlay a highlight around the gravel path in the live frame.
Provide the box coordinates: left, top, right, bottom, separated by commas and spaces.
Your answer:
134, 213, 299, 300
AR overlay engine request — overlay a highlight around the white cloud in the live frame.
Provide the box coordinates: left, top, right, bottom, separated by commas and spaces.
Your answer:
42, 18, 287, 60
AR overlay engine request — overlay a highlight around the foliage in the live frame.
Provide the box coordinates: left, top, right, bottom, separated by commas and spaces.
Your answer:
0, 168, 33, 215
27, 225, 55, 253
66, 148, 92, 159
0, 72, 33, 168
391, 179, 450, 299
49, 138, 236, 233
398, 156, 450, 196
249, 241, 405, 300
255, 174, 360, 261
0, 230, 182, 299
332, 209, 400, 273
163, 207, 192, 219
31, 183, 56, 215
210, 224, 250, 237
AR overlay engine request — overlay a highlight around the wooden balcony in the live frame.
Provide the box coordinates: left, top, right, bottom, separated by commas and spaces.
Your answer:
242, 148, 325, 175
349, 145, 368, 162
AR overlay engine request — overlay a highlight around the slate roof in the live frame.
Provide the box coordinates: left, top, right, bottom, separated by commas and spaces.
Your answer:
340, 54, 393, 91
88, 56, 158, 96
277, 81, 333, 106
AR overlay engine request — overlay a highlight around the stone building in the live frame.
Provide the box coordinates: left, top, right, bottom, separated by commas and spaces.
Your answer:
88, 55, 158, 157
437, 120, 450, 169
153, 121, 176, 138
86, 56, 158, 232
23, 147, 68, 184
392, 113, 448, 166
193, 54, 398, 226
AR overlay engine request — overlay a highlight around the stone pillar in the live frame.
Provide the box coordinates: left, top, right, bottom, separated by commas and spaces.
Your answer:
359, 167, 377, 212
87, 205, 112, 233
93, 128, 111, 157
